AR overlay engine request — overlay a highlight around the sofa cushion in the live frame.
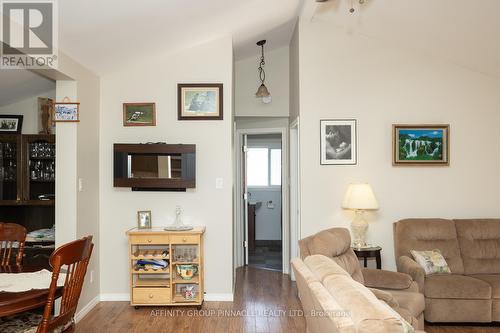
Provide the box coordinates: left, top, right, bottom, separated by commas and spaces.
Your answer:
394, 219, 464, 274
472, 275, 500, 299
410, 249, 451, 275
425, 274, 491, 299
455, 219, 500, 274
322, 274, 407, 333
304, 255, 351, 282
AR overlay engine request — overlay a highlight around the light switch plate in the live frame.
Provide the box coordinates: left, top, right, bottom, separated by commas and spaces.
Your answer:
78, 178, 83, 192
215, 178, 223, 189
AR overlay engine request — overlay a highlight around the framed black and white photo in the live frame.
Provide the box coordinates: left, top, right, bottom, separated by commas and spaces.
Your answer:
320, 119, 357, 165
0, 115, 23, 134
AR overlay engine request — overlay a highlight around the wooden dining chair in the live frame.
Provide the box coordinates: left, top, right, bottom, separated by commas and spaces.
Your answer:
0, 222, 27, 266
0, 235, 93, 333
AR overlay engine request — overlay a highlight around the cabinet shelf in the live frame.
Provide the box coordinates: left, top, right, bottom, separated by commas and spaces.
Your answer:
134, 278, 170, 288
173, 276, 199, 284
127, 227, 205, 307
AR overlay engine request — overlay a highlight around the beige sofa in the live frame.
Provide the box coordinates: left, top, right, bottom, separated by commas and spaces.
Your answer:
292, 255, 425, 333
394, 218, 500, 323
299, 228, 425, 330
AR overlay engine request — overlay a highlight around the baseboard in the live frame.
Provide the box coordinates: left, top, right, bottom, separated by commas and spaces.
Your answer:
99, 293, 130, 301
97, 293, 234, 302
204, 293, 234, 302
75, 295, 100, 323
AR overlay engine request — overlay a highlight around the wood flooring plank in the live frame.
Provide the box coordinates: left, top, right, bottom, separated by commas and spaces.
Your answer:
76, 266, 499, 333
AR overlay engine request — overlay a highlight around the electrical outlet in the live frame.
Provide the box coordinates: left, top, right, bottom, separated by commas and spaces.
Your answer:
215, 178, 223, 189
78, 178, 83, 192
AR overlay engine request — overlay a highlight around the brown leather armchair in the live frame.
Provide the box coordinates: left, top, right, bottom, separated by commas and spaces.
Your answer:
299, 227, 425, 330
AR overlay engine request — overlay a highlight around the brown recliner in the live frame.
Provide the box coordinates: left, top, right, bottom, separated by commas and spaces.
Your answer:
299, 227, 425, 330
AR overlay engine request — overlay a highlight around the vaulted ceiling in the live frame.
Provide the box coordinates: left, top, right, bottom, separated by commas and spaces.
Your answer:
58, 0, 302, 74
307, 0, 500, 78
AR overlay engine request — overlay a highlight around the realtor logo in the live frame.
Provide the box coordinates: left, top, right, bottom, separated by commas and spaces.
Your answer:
1, 0, 58, 69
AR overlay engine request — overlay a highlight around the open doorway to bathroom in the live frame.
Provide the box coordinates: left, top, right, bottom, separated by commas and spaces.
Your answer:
244, 133, 283, 271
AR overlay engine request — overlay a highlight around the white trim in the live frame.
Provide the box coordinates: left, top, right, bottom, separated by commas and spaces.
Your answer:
204, 293, 234, 302
289, 118, 301, 281
75, 295, 99, 323
99, 293, 130, 301
234, 127, 290, 275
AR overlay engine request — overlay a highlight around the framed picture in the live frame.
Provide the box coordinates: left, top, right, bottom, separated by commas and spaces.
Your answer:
123, 103, 156, 126
53, 102, 80, 122
137, 210, 152, 229
178, 83, 223, 120
393, 124, 449, 166
0, 115, 23, 134
320, 119, 357, 165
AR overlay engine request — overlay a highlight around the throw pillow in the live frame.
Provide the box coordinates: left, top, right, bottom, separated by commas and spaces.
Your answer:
410, 249, 451, 275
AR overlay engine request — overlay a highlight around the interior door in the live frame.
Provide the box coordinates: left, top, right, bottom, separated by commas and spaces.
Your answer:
242, 134, 249, 265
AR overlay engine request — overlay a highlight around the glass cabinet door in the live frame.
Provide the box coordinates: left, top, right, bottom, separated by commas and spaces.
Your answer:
0, 135, 21, 201
24, 135, 55, 202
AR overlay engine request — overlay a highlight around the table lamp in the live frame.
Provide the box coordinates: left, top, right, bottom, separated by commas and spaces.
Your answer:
342, 183, 379, 248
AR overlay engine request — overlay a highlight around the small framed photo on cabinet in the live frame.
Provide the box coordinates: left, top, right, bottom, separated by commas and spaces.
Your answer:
137, 211, 152, 229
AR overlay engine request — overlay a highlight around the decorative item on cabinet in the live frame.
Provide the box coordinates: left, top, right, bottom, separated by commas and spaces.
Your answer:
0, 115, 23, 134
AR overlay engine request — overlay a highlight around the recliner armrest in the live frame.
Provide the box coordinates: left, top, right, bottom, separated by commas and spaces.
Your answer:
362, 268, 413, 290
397, 256, 425, 292
368, 287, 400, 309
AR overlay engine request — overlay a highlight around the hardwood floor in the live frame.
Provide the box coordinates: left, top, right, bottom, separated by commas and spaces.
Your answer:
76, 267, 305, 333
77, 266, 499, 333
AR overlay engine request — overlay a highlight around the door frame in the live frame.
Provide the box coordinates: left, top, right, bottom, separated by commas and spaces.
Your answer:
234, 127, 290, 274
289, 118, 301, 280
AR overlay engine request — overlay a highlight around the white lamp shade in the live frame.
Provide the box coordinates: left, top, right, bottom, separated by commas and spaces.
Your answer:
342, 183, 379, 210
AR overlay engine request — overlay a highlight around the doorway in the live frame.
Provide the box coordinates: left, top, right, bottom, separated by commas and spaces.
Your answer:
244, 133, 283, 271
234, 127, 289, 274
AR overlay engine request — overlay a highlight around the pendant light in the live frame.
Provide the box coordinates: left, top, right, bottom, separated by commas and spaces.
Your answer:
255, 40, 272, 104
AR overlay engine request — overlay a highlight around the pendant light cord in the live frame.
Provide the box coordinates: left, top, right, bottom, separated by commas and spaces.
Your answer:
258, 44, 266, 84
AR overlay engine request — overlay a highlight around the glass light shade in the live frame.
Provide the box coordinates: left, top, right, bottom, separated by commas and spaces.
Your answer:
255, 84, 270, 98
342, 183, 379, 210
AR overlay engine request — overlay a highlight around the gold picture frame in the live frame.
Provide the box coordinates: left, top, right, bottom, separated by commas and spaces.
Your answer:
393, 124, 450, 166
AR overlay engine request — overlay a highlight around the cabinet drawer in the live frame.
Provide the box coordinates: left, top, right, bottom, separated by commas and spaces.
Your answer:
170, 235, 199, 244
132, 287, 171, 304
129, 234, 169, 245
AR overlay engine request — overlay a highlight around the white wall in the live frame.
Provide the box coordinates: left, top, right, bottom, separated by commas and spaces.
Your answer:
297, 18, 500, 270
235, 46, 290, 117
0, 89, 56, 134
99, 37, 234, 300
53, 52, 101, 317
289, 23, 299, 122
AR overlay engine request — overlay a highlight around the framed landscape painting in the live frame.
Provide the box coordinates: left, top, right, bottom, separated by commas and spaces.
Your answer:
393, 124, 449, 166
178, 83, 223, 120
320, 119, 357, 165
123, 103, 156, 126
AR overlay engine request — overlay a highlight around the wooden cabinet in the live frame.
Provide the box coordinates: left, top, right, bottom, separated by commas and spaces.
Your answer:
0, 134, 55, 269
126, 227, 205, 307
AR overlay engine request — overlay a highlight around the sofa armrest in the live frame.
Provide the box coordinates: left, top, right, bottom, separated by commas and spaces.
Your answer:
397, 256, 425, 292
362, 268, 413, 290
368, 287, 399, 309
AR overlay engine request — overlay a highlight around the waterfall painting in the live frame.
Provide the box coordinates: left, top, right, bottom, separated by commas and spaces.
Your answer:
393, 124, 449, 166
320, 119, 357, 165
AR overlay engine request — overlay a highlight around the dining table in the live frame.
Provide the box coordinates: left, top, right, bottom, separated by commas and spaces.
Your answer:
0, 265, 63, 318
